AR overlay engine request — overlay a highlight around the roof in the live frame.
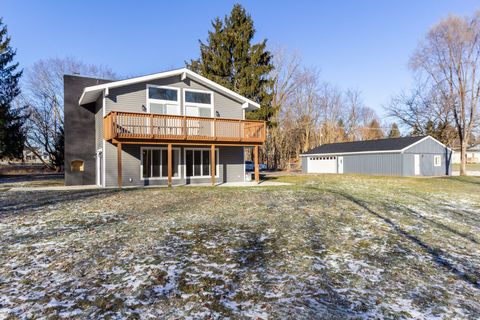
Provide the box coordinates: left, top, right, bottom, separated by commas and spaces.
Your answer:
301, 136, 449, 156
77, 68, 260, 111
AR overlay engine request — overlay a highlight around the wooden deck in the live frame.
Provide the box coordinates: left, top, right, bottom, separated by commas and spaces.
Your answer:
103, 111, 266, 145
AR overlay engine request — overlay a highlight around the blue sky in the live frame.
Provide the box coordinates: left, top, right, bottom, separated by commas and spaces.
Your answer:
2, 1, 479, 116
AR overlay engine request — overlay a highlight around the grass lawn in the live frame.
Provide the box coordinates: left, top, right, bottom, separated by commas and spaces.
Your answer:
0, 175, 479, 318
452, 163, 480, 172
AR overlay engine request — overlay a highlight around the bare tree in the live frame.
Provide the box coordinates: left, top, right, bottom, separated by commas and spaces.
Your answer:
292, 68, 321, 152
19, 57, 117, 170
267, 47, 304, 168
410, 12, 480, 175
387, 82, 456, 144
344, 89, 364, 141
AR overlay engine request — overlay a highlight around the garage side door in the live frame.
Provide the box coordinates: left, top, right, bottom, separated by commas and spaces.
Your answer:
307, 156, 337, 173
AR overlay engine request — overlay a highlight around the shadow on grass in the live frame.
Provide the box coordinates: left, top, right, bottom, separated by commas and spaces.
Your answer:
439, 176, 480, 186
388, 204, 479, 245
2, 213, 124, 246
0, 188, 134, 219
328, 189, 480, 290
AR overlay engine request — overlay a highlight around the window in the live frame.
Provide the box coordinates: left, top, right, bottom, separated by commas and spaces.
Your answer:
185, 148, 219, 178
141, 147, 180, 179
434, 155, 441, 167
147, 85, 180, 115
184, 89, 213, 117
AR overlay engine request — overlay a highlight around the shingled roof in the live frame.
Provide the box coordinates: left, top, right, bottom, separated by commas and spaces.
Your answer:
302, 136, 428, 155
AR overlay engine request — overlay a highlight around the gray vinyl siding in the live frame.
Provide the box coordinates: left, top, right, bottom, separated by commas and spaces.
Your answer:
105, 75, 243, 120
104, 144, 245, 187
343, 153, 403, 176
94, 95, 103, 150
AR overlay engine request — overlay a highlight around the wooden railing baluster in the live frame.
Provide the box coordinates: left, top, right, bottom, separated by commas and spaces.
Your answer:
104, 111, 265, 143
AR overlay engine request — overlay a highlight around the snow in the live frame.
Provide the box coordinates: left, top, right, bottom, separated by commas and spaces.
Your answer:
0, 176, 479, 318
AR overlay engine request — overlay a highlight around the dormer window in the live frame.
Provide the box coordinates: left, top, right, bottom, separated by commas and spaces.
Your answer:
184, 89, 213, 118
147, 85, 180, 115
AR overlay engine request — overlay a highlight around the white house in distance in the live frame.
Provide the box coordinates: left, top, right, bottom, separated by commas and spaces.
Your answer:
451, 144, 480, 164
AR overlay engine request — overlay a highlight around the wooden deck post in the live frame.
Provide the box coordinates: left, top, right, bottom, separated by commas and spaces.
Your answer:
117, 142, 122, 188
211, 144, 216, 186
167, 143, 172, 187
254, 145, 259, 183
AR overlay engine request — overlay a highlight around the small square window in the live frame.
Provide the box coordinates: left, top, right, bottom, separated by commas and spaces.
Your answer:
434, 155, 441, 167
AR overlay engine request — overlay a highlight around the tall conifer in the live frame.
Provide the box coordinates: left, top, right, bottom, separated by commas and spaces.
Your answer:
0, 18, 24, 159
187, 4, 274, 123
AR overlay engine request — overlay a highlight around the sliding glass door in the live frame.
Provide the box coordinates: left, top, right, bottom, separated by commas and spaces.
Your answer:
185, 148, 218, 178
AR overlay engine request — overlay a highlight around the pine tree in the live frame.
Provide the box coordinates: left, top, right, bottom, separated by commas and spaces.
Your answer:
337, 119, 347, 142
0, 18, 24, 159
411, 123, 422, 136
364, 119, 384, 140
187, 4, 274, 124
387, 122, 401, 138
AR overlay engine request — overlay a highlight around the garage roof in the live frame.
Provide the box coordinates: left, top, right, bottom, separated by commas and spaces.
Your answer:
302, 136, 440, 155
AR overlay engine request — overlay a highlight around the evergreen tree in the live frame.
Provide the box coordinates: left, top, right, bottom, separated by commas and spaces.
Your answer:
364, 119, 384, 140
0, 18, 24, 159
387, 122, 401, 138
52, 126, 64, 169
187, 4, 274, 124
425, 119, 435, 137
411, 123, 422, 136
337, 119, 347, 141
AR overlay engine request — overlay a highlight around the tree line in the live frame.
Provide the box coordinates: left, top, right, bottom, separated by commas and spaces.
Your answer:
1, 5, 478, 175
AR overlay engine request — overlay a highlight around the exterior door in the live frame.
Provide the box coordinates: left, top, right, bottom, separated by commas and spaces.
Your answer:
338, 156, 344, 174
414, 154, 420, 176
96, 150, 103, 186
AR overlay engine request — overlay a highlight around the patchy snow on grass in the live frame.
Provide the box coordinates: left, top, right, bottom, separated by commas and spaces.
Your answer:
0, 175, 479, 318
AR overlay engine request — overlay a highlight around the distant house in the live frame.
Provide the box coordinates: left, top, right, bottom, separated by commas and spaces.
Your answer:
301, 136, 452, 176
452, 145, 480, 164
23, 149, 50, 164
64, 68, 266, 188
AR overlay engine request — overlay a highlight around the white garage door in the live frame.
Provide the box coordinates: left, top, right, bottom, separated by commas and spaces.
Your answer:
307, 156, 337, 173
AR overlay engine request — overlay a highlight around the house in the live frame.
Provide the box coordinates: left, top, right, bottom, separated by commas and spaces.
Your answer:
23, 149, 50, 164
301, 136, 452, 176
451, 144, 480, 164
64, 68, 265, 188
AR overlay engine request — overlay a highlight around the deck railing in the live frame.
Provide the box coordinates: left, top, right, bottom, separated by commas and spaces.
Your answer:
103, 111, 266, 143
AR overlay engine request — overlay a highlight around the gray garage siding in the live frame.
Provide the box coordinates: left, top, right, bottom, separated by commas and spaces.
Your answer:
105, 75, 243, 120
404, 137, 446, 154
104, 144, 244, 187
402, 137, 452, 176
343, 153, 403, 176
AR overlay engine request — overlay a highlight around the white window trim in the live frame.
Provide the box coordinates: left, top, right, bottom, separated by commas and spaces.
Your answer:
184, 147, 220, 179
146, 84, 181, 115
434, 155, 441, 167
183, 88, 214, 118
140, 146, 181, 180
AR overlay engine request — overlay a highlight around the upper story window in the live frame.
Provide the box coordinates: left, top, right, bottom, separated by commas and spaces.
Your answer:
184, 89, 213, 118
147, 85, 180, 115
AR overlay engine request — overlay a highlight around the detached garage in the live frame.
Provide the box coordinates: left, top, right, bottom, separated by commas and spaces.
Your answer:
301, 136, 452, 176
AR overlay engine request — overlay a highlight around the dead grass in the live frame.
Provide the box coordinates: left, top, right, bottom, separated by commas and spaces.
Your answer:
0, 174, 479, 318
